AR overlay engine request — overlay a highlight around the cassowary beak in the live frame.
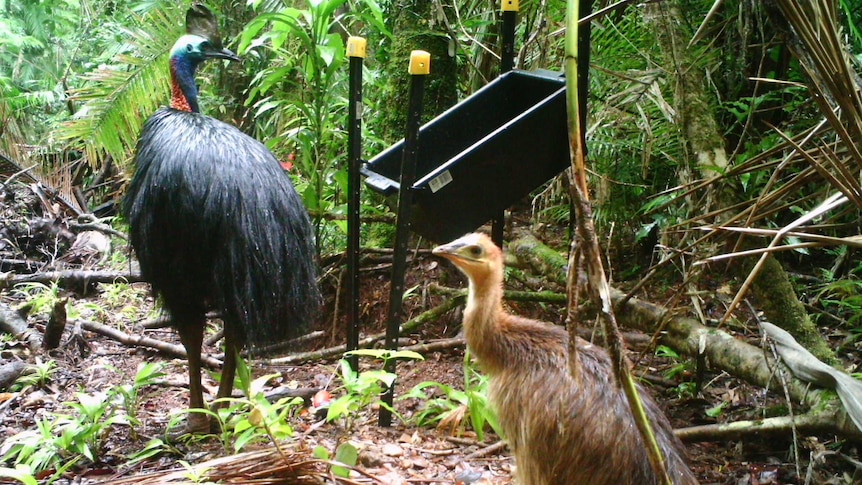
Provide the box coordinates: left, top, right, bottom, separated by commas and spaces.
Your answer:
206, 46, 241, 62
433, 241, 477, 263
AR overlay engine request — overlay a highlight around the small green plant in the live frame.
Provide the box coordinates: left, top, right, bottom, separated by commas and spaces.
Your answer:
671, 381, 698, 399
313, 442, 358, 478
1, 392, 120, 473
12, 358, 56, 391
112, 362, 166, 430
0, 465, 38, 485
99, 282, 147, 308
814, 270, 862, 327
223, 356, 302, 452
655, 345, 693, 380
402, 382, 470, 430
11, 283, 61, 316
705, 400, 728, 418
403, 352, 501, 441
54, 391, 126, 463
126, 438, 179, 466
2, 361, 164, 477
1, 420, 65, 474
655, 345, 696, 398
95, 282, 149, 324
68, 301, 106, 321
178, 460, 211, 483
325, 349, 424, 426
103, 241, 132, 271
165, 356, 303, 453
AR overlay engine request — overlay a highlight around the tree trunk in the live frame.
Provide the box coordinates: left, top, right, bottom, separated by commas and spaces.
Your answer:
643, 1, 730, 212
747, 255, 835, 362
376, 0, 459, 143
643, 0, 833, 362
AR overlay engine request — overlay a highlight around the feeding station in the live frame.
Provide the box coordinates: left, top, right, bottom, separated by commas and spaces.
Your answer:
343, 0, 583, 426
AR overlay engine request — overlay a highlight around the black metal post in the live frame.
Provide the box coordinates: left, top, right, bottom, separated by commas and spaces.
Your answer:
501, 1, 517, 74
578, 0, 592, 151
345, 36, 366, 371
379, 50, 430, 427
492, 0, 519, 247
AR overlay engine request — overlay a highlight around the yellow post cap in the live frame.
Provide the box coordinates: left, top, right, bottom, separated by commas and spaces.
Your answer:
347, 36, 367, 58
502, 0, 519, 12
409, 50, 431, 75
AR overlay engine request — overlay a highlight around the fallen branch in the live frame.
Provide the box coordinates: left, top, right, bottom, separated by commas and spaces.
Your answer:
264, 387, 321, 405
614, 291, 821, 408
0, 361, 31, 390
400, 337, 464, 354
0, 270, 144, 289
465, 440, 508, 460
675, 411, 846, 442
267, 296, 466, 365
104, 446, 344, 485
142, 312, 219, 331
78, 320, 222, 368
69, 219, 128, 240
0, 303, 41, 350
429, 283, 566, 304
213, 331, 326, 359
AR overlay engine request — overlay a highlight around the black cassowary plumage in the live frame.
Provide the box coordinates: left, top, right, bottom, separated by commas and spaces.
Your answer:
127, 110, 319, 342
123, 4, 320, 434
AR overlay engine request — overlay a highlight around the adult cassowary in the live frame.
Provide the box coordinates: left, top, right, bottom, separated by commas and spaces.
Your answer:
124, 4, 320, 434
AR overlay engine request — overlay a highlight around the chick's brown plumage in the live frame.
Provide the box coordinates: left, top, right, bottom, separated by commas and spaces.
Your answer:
433, 233, 697, 485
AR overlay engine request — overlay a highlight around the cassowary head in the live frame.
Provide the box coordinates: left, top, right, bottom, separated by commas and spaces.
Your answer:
432, 233, 503, 290
171, 34, 240, 65
170, 4, 240, 112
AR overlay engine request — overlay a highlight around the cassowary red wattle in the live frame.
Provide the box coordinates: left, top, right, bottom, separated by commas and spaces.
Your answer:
123, 5, 320, 434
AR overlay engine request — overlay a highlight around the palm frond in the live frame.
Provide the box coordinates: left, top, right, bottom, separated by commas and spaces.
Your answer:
585, 7, 688, 228
683, 1, 862, 233
774, 0, 862, 197
52, 4, 186, 170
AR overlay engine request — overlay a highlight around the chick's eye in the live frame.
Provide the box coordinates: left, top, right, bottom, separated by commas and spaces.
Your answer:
469, 246, 482, 257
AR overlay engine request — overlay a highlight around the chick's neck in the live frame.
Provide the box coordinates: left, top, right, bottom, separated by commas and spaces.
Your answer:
463, 263, 505, 362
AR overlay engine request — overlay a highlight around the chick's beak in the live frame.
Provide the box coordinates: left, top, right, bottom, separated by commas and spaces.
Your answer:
432, 242, 472, 262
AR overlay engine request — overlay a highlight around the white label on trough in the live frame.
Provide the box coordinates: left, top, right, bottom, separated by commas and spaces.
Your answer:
428, 170, 453, 193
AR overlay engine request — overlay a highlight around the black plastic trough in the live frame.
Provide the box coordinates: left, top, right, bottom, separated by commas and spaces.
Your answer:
362, 69, 570, 243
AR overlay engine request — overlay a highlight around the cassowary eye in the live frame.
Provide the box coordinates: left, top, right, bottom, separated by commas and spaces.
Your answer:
469, 245, 482, 258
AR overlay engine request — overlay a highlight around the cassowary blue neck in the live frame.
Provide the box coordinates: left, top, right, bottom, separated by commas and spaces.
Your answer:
170, 55, 201, 113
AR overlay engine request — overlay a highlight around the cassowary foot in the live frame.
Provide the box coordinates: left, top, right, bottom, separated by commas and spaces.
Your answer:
187, 412, 212, 435
165, 411, 212, 442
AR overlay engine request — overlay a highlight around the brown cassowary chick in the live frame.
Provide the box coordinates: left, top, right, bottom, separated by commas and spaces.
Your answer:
433, 233, 697, 485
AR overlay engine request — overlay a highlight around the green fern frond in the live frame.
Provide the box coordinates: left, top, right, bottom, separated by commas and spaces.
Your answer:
52, 4, 186, 171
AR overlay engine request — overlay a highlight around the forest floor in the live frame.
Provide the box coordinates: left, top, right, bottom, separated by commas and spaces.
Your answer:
0, 184, 859, 484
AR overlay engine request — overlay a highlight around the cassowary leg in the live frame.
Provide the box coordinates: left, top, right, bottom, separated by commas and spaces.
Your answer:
176, 318, 210, 434
213, 324, 238, 409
